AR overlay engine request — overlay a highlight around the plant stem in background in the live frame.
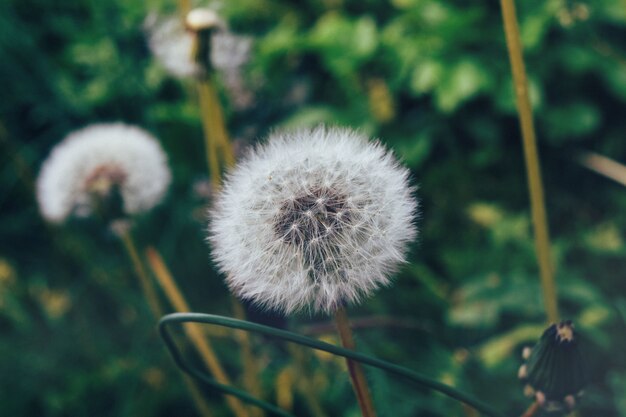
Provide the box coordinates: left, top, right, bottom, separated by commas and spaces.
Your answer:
287, 343, 327, 417
197, 75, 236, 188
578, 151, 626, 187
198, 78, 224, 188
178, 0, 192, 18
118, 229, 163, 317
499, 0, 559, 324
201, 74, 236, 169
145, 247, 250, 417
231, 297, 266, 417
117, 231, 214, 417
335, 307, 378, 417
182, 374, 216, 417
520, 401, 540, 417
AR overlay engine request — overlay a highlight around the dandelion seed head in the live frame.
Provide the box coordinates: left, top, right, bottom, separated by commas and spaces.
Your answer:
36, 123, 171, 223
185, 8, 221, 31
146, 13, 252, 78
209, 126, 418, 315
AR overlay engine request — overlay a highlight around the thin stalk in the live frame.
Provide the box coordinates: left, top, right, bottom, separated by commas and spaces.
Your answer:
178, 0, 192, 18
520, 402, 540, 417
159, 313, 506, 417
499, 0, 559, 323
231, 297, 265, 417
578, 151, 626, 187
286, 343, 326, 417
182, 372, 216, 417
118, 229, 163, 317
198, 78, 223, 188
117, 232, 213, 417
145, 247, 250, 417
202, 74, 235, 168
334, 307, 377, 417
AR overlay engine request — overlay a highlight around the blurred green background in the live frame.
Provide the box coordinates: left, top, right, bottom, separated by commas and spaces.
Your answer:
1, 0, 626, 415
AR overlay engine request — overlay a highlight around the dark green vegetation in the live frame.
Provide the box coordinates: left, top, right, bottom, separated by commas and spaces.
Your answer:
1, 0, 626, 416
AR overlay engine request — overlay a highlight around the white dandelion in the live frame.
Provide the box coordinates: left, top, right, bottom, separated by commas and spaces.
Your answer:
209, 126, 418, 315
145, 10, 252, 79
36, 123, 171, 223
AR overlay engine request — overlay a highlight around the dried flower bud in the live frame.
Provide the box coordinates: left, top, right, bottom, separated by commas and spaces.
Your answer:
519, 321, 587, 412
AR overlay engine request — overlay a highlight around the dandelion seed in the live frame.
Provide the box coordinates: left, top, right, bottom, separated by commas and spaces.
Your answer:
36, 123, 171, 223
209, 126, 418, 314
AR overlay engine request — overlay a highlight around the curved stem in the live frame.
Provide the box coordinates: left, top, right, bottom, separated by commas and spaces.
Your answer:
335, 307, 377, 417
499, 0, 559, 323
159, 313, 506, 417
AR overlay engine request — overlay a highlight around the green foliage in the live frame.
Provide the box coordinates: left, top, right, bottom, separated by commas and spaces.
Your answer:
1, 0, 626, 416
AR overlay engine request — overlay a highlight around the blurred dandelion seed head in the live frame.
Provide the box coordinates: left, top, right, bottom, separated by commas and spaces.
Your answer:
36, 123, 171, 223
209, 126, 418, 315
146, 12, 252, 78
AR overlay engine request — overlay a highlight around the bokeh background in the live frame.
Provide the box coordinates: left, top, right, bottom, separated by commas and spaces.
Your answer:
1, 0, 626, 415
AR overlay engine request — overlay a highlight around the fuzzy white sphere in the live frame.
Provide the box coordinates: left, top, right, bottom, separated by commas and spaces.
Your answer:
209, 126, 418, 315
36, 123, 171, 223
146, 14, 252, 78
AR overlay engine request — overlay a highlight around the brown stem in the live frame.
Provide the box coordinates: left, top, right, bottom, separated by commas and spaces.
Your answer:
287, 344, 326, 417
145, 247, 250, 417
520, 401, 540, 417
117, 232, 213, 417
499, 0, 559, 324
231, 297, 265, 417
118, 229, 163, 317
198, 78, 223, 188
578, 151, 626, 187
334, 307, 377, 417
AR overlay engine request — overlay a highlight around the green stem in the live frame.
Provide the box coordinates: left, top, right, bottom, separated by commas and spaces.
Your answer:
159, 313, 506, 417
499, 0, 559, 323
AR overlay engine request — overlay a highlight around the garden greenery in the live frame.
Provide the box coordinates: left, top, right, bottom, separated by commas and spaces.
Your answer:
1, 0, 625, 416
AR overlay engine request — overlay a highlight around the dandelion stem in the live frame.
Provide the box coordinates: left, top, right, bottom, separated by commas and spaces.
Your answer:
117, 233, 213, 417
160, 313, 506, 417
118, 230, 163, 317
198, 78, 224, 188
145, 247, 250, 417
578, 151, 626, 187
334, 307, 377, 417
499, 0, 559, 323
182, 374, 216, 417
203, 74, 236, 169
520, 401, 540, 417
178, 0, 192, 18
287, 343, 326, 417
231, 297, 265, 417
